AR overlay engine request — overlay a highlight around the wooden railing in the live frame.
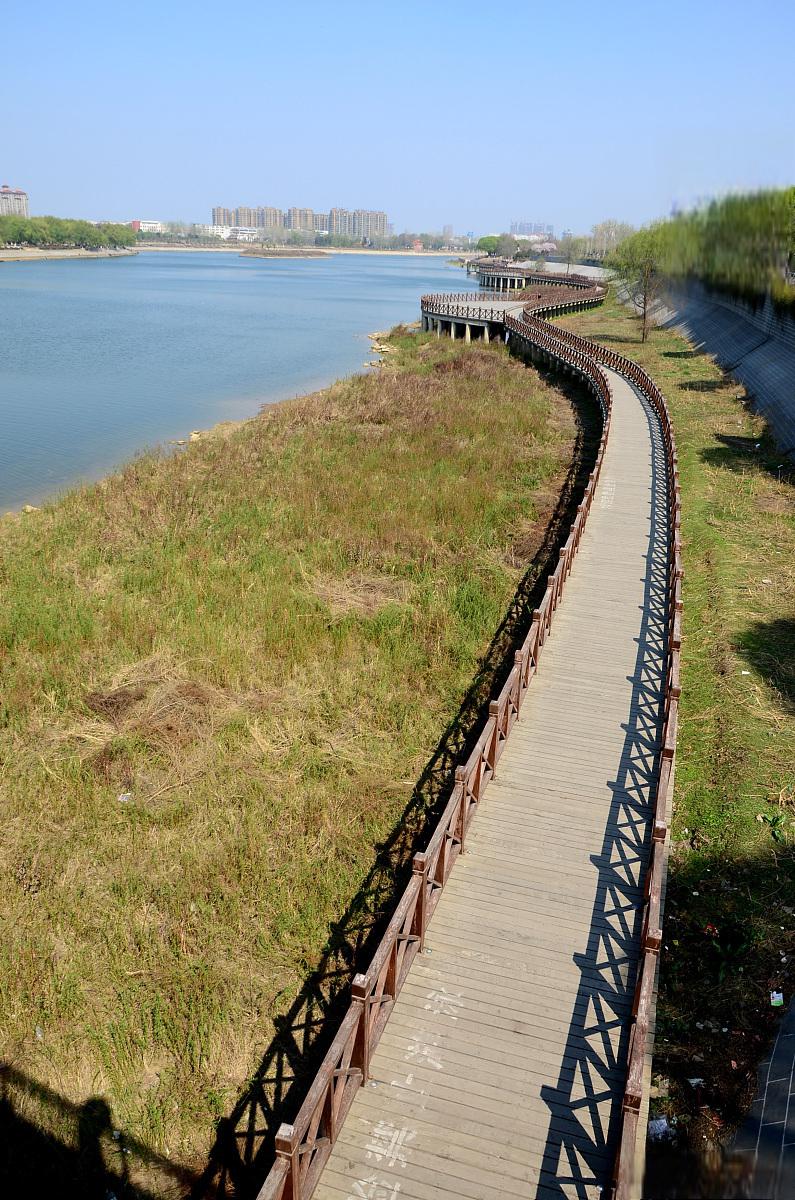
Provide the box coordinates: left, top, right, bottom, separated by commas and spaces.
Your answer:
420, 283, 606, 324
476, 263, 597, 289
257, 285, 679, 1200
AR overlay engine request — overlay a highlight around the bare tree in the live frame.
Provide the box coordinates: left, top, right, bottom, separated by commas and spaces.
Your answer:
589, 219, 635, 260
559, 234, 587, 274
609, 226, 665, 343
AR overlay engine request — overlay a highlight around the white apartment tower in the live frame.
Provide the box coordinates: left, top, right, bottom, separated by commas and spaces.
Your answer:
0, 184, 29, 217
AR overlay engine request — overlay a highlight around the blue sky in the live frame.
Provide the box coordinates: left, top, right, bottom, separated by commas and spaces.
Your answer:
4, 0, 793, 234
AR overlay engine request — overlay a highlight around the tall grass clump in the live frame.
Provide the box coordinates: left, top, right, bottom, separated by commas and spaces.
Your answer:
0, 331, 580, 1193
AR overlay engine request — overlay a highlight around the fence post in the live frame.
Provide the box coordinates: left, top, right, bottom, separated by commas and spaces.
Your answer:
274, 1123, 299, 1200
350, 980, 370, 1083
411, 852, 428, 948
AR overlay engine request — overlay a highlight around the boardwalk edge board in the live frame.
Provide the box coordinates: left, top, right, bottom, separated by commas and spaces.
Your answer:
256, 272, 682, 1200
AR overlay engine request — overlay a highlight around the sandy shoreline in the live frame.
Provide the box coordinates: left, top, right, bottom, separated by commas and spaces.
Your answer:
137, 244, 470, 258
1, 244, 469, 264
0, 247, 138, 264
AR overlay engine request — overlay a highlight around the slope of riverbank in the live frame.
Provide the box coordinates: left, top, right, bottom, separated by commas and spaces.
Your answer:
0, 329, 593, 1197
657, 282, 795, 462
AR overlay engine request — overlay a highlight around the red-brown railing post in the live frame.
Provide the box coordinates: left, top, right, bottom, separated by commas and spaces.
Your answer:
455, 764, 468, 852
488, 699, 500, 776
350, 980, 369, 1083
274, 1123, 299, 1200
411, 851, 428, 948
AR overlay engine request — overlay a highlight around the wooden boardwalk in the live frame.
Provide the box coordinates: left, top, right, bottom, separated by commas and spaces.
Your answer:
313, 368, 669, 1200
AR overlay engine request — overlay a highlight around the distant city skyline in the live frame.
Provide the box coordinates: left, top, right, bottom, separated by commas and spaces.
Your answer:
510, 221, 555, 239
4, 2, 793, 234
211, 205, 390, 238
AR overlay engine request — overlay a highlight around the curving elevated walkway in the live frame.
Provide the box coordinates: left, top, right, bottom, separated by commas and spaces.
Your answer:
258, 279, 680, 1200
311, 370, 668, 1200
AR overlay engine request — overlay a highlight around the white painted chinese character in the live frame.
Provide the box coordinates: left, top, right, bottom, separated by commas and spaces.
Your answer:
406, 1037, 443, 1069
390, 1071, 414, 1089
423, 987, 463, 1017
364, 1121, 416, 1168
349, 1175, 402, 1200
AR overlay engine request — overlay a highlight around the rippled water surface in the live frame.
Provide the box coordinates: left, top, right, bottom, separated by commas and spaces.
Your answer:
0, 251, 465, 510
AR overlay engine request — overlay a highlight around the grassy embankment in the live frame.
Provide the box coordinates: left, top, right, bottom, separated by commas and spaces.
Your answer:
0, 331, 584, 1194
561, 292, 795, 1151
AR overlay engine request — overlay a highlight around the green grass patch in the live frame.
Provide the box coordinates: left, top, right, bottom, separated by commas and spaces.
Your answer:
562, 292, 795, 1152
0, 331, 579, 1192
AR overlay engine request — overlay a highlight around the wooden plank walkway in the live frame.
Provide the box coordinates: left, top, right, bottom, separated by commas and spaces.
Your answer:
313, 367, 670, 1200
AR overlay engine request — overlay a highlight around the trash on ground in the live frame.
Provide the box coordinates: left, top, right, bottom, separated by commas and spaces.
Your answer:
771, 991, 784, 1007
648, 1115, 676, 1143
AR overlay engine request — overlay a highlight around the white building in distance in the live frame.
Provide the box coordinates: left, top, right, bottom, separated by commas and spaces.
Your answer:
0, 184, 29, 217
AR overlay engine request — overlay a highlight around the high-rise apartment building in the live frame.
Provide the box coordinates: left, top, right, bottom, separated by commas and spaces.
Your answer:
313, 212, 329, 232
1, 184, 29, 217
235, 206, 257, 227
286, 207, 314, 232
351, 209, 388, 241
329, 207, 353, 237
212, 206, 233, 226
257, 207, 284, 228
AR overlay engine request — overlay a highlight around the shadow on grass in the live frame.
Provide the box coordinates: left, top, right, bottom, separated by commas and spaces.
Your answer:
699, 432, 795, 486
679, 379, 727, 393
738, 617, 795, 713
646, 845, 795, 1197
585, 331, 645, 345
662, 348, 705, 360
189, 371, 603, 1200
0, 1063, 195, 1200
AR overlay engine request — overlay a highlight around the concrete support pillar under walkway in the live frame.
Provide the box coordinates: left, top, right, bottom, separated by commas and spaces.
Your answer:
465, 323, 471, 343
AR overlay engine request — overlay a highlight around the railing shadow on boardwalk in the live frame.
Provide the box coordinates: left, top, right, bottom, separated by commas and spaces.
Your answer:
191, 374, 603, 1200
0, 1063, 196, 1200
537, 386, 671, 1198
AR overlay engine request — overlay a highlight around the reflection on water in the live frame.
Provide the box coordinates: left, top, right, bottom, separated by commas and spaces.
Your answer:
0, 251, 464, 510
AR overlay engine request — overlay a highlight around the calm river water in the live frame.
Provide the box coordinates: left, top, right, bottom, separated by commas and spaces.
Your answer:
0, 251, 466, 510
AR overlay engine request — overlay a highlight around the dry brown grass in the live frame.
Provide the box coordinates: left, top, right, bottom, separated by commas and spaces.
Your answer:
0, 330, 578, 1193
